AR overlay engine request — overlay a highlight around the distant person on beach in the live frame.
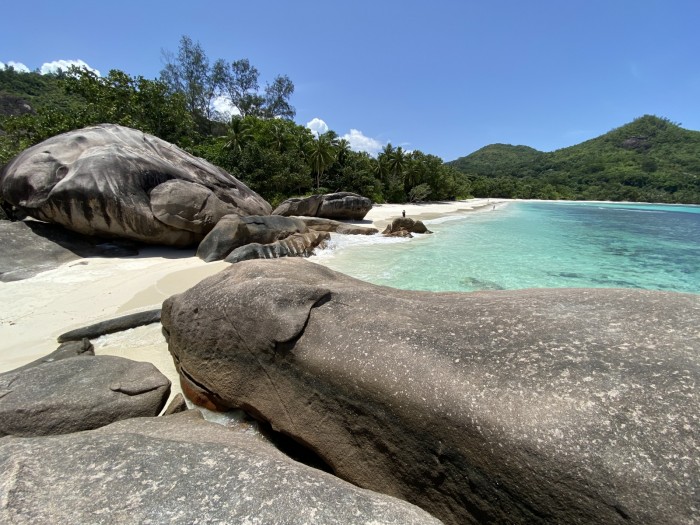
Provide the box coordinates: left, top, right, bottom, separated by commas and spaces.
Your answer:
402, 210, 406, 218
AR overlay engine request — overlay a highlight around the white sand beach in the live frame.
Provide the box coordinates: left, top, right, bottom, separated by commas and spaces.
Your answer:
0, 198, 499, 404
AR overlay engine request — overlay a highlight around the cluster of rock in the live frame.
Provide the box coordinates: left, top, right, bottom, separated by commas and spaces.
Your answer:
0, 124, 379, 278
382, 216, 433, 237
0, 319, 442, 524
162, 258, 700, 525
196, 214, 377, 263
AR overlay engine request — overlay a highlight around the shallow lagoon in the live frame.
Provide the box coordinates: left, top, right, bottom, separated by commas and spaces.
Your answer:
314, 201, 700, 294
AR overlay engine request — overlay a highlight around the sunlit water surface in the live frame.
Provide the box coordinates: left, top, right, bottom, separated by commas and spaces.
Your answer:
313, 201, 700, 294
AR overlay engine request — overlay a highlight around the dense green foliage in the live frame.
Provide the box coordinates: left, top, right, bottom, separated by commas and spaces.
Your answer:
449, 116, 700, 203
0, 52, 467, 209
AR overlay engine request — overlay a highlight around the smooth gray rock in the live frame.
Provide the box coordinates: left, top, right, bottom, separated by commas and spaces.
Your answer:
150, 179, 239, 235
162, 258, 700, 525
0, 124, 271, 246
0, 220, 138, 282
273, 192, 372, 220
11, 339, 94, 374
298, 216, 379, 235
0, 411, 443, 524
57, 308, 162, 343
0, 355, 170, 436
196, 214, 308, 262
225, 231, 330, 263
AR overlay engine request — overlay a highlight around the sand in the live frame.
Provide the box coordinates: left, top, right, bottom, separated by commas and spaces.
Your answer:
0, 198, 500, 405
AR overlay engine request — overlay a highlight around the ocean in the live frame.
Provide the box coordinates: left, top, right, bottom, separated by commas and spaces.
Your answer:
313, 201, 700, 294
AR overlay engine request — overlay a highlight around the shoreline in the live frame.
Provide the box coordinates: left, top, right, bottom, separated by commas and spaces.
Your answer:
0, 197, 682, 396
0, 199, 496, 384
346, 198, 504, 230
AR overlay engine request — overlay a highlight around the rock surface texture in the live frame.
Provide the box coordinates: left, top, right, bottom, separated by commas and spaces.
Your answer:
0, 124, 271, 246
162, 259, 700, 525
273, 192, 372, 220
0, 355, 170, 436
225, 231, 330, 263
197, 214, 309, 262
0, 411, 443, 524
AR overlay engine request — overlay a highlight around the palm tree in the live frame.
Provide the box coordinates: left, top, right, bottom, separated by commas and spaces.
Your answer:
270, 122, 288, 152
223, 117, 252, 154
307, 133, 337, 190
336, 138, 351, 164
387, 146, 406, 182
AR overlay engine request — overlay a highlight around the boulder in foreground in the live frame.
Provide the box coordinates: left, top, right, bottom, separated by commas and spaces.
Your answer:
273, 192, 372, 220
0, 410, 443, 524
0, 124, 271, 246
162, 259, 700, 525
0, 355, 170, 436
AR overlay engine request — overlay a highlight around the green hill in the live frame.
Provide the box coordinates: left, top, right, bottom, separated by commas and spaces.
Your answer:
448, 115, 700, 203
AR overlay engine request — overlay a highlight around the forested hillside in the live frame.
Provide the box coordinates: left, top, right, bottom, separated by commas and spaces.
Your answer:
0, 36, 467, 212
2, 37, 698, 209
448, 115, 700, 203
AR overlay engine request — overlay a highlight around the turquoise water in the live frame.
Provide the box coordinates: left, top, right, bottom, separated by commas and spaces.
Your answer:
314, 201, 700, 294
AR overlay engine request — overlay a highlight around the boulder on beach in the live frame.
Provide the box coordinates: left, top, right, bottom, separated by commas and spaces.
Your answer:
273, 192, 372, 220
225, 231, 330, 263
0, 410, 443, 524
0, 355, 170, 437
162, 258, 700, 525
383, 217, 432, 236
0, 124, 271, 247
57, 308, 162, 343
196, 214, 308, 262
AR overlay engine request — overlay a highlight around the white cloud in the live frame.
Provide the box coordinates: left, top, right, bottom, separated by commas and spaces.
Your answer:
306, 117, 329, 137
342, 129, 384, 157
0, 61, 30, 73
40, 59, 101, 77
212, 96, 241, 121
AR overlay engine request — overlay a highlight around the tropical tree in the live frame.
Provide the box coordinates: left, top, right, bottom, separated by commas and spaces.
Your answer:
212, 57, 295, 119
223, 117, 253, 155
159, 35, 217, 125
307, 133, 337, 190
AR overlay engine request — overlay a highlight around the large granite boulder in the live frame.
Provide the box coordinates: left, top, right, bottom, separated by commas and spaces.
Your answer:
0, 124, 271, 246
196, 214, 308, 262
0, 410, 443, 524
162, 259, 700, 525
225, 231, 330, 263
273, 192, 372, 220
0, 355, 170, 436
0, 219, 138, 282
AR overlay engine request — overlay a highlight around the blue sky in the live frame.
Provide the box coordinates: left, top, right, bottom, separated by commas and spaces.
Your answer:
2, 0, 698, 160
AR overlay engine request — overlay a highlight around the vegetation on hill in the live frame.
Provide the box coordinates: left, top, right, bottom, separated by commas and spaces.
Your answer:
2, 37, 698, 210
0, 36, 468, 211
448, 115, 700, 203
